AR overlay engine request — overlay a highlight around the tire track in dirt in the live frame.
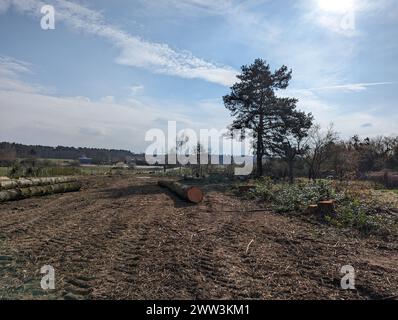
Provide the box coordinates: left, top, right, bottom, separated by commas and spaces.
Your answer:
1, 176, 397, 299
58, 212, 130, 300
88, 181, 168, 299
93, 224, 151, 299
0, 178, 135, 299
181, 193, 258, 299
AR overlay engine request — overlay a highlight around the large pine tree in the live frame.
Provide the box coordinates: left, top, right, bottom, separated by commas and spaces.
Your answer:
223, 59, 298, 176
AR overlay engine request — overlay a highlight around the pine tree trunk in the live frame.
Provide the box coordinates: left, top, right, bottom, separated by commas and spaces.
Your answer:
288, 160, 294, 184
256, 150, 263, 177
256, 123, 264, 177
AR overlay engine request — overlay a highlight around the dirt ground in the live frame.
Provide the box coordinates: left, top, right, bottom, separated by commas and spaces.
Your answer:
0, 175, 397, 300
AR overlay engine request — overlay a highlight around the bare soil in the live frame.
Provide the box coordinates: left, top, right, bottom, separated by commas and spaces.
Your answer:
0, 176, 397, 300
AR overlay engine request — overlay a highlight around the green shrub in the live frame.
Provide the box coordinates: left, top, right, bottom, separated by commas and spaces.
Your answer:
248, 179, 342, 213
244, 178, 397, 236
8, 160, 81, 178
331, 196, 396, 235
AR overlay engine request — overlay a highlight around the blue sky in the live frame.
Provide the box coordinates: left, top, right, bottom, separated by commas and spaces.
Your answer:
0, 0, 397, 152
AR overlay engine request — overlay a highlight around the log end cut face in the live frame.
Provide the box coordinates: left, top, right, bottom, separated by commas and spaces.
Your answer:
186, 186, 204, 204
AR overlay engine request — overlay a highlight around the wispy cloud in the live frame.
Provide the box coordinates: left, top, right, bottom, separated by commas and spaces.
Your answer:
281, 87, 398, 138
306, 82, 395, 92
146, 0, 282, 44
0, 55, 44, 93
2, 0, 238, 86
129, 85, 144, 96
0, 56, 31, 76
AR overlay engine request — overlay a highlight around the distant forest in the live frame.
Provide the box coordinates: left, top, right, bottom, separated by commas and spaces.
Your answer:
0, 142, 140, 164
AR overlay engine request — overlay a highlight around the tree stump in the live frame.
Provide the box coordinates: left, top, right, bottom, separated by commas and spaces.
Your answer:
317, 200, 336, 217
238, 185, 256, 193
307, 204, 319, 215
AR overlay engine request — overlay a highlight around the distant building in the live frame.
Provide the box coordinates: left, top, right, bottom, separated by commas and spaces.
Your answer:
78, 155, 92, 165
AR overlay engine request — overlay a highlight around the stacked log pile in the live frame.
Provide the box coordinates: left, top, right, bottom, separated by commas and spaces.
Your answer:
0, 177, 81, 202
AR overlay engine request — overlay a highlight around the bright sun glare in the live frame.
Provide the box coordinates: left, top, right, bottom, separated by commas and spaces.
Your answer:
317, 0, 356, 13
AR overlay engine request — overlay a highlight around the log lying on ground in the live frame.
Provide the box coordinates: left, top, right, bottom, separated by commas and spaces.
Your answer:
0, 182, 82, 202
158, 180, 204, 204
0, 176, 78, 191
0, 180, 18, 190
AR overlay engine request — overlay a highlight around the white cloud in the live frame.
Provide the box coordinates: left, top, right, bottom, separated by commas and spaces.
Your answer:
0, 0, 11, 13
0, 55, 231, 150
146, 0, 282, 44
281, 88, 398, 139
1, 0, 397, 148
100, 96, 115, 104
301, 0, 358, 37
316, 0, 356, 14
129, 85, 144, 96
0, 89, 150, 150
0, 55, 45, 93
333, 111, 398, 138
306, 82, 395, 93
0, 56, 31, 76
2, 0, 238, 86
0, 88, 233, 151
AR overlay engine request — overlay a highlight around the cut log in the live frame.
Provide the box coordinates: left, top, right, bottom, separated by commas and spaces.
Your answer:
158, 180, 204, 204
0, 180, 18, 190
0, 189, 21, 202
0, 182, 82, 203
0, 176, 78, 191
317, 200, 336, 217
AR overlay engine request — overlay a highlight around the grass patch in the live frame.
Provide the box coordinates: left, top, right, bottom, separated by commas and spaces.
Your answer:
36, 167, 81, 176
381, 189, 398, 195
0, 167, 10, 177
